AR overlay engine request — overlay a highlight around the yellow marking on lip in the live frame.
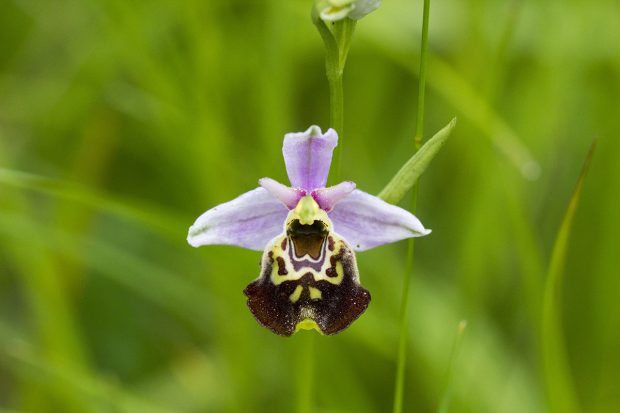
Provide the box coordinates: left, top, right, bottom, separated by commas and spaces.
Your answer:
289, 285, 303, 303
266, 237, 351, 286
320, 259, 344, 285
295, 318, 322, 334
270, 254, 306, 285
309, 286, 322, 300
268, 236, 316, 285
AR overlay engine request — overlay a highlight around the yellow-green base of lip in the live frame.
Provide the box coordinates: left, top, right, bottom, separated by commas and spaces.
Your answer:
295, 318, 323, 334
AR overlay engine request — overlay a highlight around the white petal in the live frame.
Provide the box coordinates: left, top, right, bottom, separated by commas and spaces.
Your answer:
328, 189, 430, 251
187, 187, 288, 251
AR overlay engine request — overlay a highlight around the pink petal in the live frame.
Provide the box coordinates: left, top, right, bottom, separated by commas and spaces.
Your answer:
187, 187, 288, 251
259, 177, 305, 209
311, 181, 356, 212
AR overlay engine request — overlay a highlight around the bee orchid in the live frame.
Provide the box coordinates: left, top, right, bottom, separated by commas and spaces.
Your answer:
188, 126, 430, 336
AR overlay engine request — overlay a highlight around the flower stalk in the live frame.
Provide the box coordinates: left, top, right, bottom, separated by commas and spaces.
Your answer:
297, 333, 316, 413
312, 13, 356, 181
414, 0, 431, 149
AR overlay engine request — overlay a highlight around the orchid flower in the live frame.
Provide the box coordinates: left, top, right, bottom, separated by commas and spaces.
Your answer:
317, 0, 381, 22
188, 126, 430, 336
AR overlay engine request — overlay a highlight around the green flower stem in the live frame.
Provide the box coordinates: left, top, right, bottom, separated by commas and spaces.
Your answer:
328, 70, 344, 180
297, 333, 316, 413
393, 1, 431, 412
313, 14, 356, 182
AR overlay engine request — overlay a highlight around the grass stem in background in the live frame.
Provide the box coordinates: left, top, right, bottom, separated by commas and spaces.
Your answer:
0, 168, 184, 238
392, 219, 416, 413
0, 326, 175, 413
414, 0, 431, 148
437, 321, 467, 413
393, 1, 431, 412
541, 141, 596, 413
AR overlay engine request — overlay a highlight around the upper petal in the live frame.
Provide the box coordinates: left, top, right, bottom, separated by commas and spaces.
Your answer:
328, 189, 431, 251
187, 187, 288, 251
282, 125, 338, 191
311, 181, 356, 212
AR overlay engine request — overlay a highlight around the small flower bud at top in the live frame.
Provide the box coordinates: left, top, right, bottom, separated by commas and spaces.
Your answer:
317, 0, 381, 22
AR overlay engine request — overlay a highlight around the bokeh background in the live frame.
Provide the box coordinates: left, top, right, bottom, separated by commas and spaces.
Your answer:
1, 0, 619, 412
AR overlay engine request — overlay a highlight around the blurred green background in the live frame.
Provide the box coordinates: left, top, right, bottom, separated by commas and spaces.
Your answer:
1, 0, 619, 412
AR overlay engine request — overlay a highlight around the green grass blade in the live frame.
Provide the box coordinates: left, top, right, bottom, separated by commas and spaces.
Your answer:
361, 32, 540, 180
542, 140, 597, 413
0, 168, 185, 238
0, 327, 176, 413
0, 212, 216, 330
378, 118, 456, 204
437, 320, 467, 413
